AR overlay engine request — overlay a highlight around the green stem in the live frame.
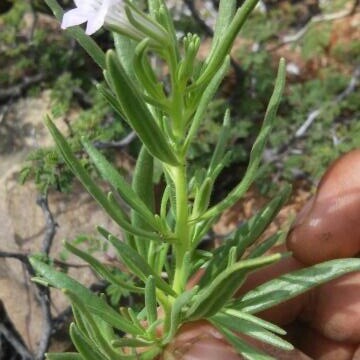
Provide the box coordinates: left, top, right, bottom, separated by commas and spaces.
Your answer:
172, 164, 189, 294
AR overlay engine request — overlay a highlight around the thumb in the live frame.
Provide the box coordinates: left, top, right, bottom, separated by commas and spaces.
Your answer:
287, 149, 360, 265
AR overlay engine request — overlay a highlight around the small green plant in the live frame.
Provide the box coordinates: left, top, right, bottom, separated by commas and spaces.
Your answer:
30, 0, 360, 359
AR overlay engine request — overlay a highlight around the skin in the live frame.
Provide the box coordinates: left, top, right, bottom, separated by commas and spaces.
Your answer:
164, 149, 360, 359
287, 149, 360, 265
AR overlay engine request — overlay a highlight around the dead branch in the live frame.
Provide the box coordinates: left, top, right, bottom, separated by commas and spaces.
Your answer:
183, 0, 214, 36
36, 195, 58, 255
0, 74, 46, 103
35, 193, 58, 360
295, 65, 360, 137
34, 287, 51, 360
0, 301, 33, 360
261, 64, 360, 183
0, 258, 34, 360
53, 259, 91, 268
0, 252, 33, 275
72, 86, 93, 108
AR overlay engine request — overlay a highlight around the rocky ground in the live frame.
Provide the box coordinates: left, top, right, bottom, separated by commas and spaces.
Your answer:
0, 92, 123, 356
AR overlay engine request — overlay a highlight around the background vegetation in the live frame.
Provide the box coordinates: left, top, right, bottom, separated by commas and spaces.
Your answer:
1, 0, 358, 196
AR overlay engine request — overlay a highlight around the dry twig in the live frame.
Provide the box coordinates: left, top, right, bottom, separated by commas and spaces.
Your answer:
0, 301, 33, 360
0, 193, 57, 360
295, 65, 360, 137
0, 74, 46, 104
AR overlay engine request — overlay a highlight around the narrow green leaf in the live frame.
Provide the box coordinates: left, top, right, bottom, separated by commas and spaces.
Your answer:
191, 217, 218, 249
208, 109, 231, 176
155, 0, 178, 50
192, 177, 213, 217
128, 308, 147, 333
211, 322, 275, 360
72, 303, 89, 338
163, 286, 199, 343
212, 312, 293, 350
29, 257, 142, 335
132, 146, 156, 258
133, 38, 166, 101
212, 0, 237, 48
114, 33, 137, 82
154, 242, 171, 281
98, 228, 176, 297
106, 50, 179, 165
31, 277, 50, 287
228, 246, 237, 267
235, 184, 291, 257
125, 3, 168, 45
97, 84, 125, 118
211, 151, 232, 180
145, 276, 158, 326
146, 318, 163, 336
65, 290, 120, 359
44, 0, 105, 69
163, 170, 177, 221
137, 347, 162, 360
198, 185, 291, 288
99, 294, 118, 342
82, 140, 159, 232
187, 254, 282, 320
64, 241, 143, 293
247, 232, 282, 259
69, 323, 108, 360
112, 338, 153, 348
184, 56, 230, 152
108, 234, 175, 296
160, 185, 171, 221
233, 258, 360, 314
45, 116, 159, 240
201, 58, 286, 220
195, 0, 259, 87
222, 309, 286, 335
177, 34, 200, 84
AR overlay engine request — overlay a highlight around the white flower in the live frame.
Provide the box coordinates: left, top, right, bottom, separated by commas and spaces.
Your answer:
61, 0, 167, 44
61, 0, 125, 35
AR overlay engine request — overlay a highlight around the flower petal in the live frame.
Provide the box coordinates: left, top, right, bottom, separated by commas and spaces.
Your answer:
61, 8, 89, 29
74, 0, 99, 9
85, 12, 106, 34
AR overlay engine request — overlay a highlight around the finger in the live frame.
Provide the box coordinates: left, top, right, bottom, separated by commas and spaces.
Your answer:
164, 320, 312, 360
285, 322, 357, 360
287, 149, 360, 265
351, 344, 360, 359
236, 258, 360, 359
300, 271, 360, 344
163, 321, 242, 360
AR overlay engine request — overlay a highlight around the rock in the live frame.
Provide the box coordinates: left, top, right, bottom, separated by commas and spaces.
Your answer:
0, 92, 123, 353
0, 166, 123, 353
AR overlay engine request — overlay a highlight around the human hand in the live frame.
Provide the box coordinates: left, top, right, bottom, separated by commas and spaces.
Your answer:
164, 149, 360, 360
